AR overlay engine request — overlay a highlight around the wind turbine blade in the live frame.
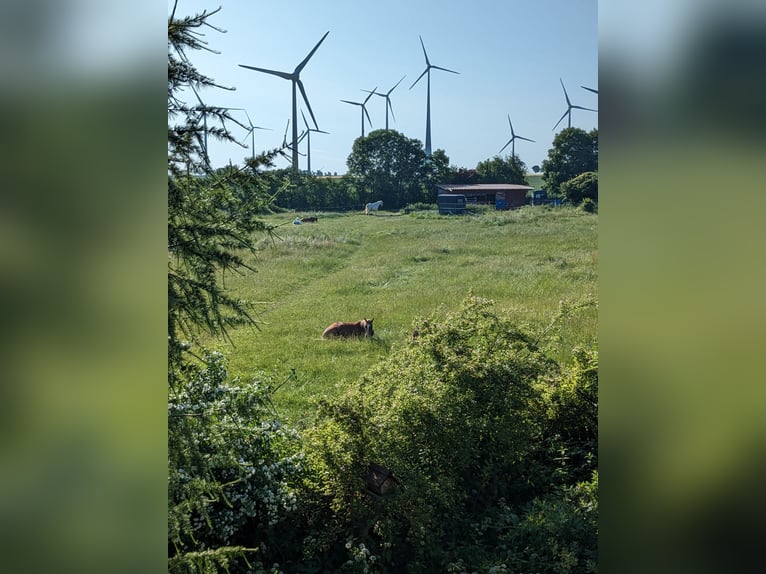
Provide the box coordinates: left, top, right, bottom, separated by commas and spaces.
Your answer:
300, 108, 309, 130
581, 85, 599, 94
285, 139, 306, 156
552, 110, 568, 131
282, 119, 290, 146
341, 99, 361, 106
363, 106, 372, 127
238, 64, 293, 81
560, 78, 572, 106
363, 87, 377, 105
507, 115, 515, 136
297, 79, 319, 129
239, 128, 254, 145
418, 35, 431, 66
409, 68, 428, 89
388, 99, 396, 123
517, 135, 535, 143
572, 105, 598, 112
498, 140, 512, 154
432, 65, 459, 75
295, 31, 330, 74
389, 75, 406, 94
190, 84, 204, 106
243, 109, 253, 128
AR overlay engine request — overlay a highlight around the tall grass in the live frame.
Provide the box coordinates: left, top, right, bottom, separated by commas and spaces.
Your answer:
209, 206, 597, 425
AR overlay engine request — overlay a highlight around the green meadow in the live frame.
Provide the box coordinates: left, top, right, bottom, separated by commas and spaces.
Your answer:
210, 205, 597, 426
526, 173, 544, 189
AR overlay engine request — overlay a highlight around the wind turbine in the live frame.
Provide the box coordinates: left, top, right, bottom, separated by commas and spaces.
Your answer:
409, 35, 459, 156
239, 31, 329, 171
553, 78, 597, 131
341, 87, 377, 138
363, 75, 406, 130
300, 109, 329, 173
277, 119, 307, 165
240, 110, 271, 162
190, 84, 210, 165
189, 86, 244, 167
498, 114, 535, 157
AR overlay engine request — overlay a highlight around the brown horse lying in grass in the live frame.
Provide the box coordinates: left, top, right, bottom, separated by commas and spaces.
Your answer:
322, 318, 374, 339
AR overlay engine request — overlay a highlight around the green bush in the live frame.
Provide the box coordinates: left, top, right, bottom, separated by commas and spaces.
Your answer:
537, 344, 598, 488
504, 471, 598, 574
560, 172, 598, 206
580, 198, 597, 213
402, 202, 437, 213
300, 296, 598, 572
168, 352, 304, 573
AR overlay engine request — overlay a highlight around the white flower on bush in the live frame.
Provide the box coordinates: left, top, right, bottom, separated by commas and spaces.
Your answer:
169, 352, 303, 547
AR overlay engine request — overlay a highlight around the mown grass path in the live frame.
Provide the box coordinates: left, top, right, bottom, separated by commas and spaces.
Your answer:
209, 206, 597, 425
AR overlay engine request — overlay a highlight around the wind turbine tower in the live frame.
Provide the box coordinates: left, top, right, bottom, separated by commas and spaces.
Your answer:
239, 31, 329, 171
409, 36, 459, 156
277, 119, 306, 165
241, 110, 270, 163
301, 109, 329, 173
190, 84, 210, 165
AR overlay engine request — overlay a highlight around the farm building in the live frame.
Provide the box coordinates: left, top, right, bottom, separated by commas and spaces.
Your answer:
436, 183, 533, 210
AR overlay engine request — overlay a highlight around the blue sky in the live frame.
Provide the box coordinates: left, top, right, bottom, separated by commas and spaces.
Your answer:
171, 0, 597, 175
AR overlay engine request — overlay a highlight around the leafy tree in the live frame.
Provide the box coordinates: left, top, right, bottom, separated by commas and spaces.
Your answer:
476, 154, 529, 184
561, 171, 598, 206
346, 129, 429, 208
532, 164, 541, 173
542, 128, 598, 197
449, 167, 480, 184
425, 148, 452, 188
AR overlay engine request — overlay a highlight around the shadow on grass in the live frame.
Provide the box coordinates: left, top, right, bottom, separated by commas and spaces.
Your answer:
369, 335, 392, 354
314, 335, 392, 354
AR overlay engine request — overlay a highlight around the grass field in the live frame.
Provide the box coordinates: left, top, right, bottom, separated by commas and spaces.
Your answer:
209, 205, 597, 426
526, 173, 544, 189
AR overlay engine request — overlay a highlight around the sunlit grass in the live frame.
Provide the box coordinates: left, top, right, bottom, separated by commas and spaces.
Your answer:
207, 206, 597, 425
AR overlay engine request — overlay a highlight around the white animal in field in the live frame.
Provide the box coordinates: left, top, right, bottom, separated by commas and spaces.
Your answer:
365, 200, 383, 214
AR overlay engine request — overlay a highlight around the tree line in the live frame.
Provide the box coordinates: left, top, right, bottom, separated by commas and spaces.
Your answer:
197, 123, 597, 213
